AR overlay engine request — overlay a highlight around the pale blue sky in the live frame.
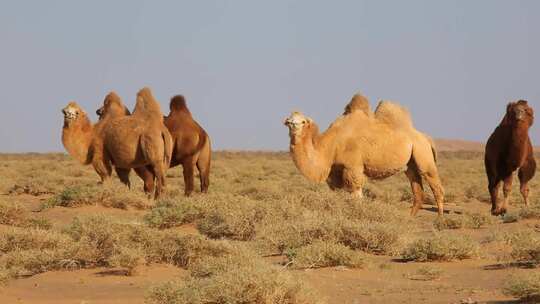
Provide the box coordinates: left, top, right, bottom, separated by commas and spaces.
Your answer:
1, 0, 539, 152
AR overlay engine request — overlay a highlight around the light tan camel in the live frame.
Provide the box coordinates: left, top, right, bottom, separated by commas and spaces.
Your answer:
100, 87, 173, 199
284, 98, 445, 215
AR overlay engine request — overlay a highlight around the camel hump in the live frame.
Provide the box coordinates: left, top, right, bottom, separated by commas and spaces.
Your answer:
344, 93, 372, 116
374, 100, 413, 129
134, 87, 163, 118
170, 95, 192, 115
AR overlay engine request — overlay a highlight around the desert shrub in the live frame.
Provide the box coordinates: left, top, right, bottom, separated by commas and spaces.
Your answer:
502, 212, 520, 223
407, 265, 444, 281
148, 233, 233, 268
503, 273, 540, 301
0, 200, 26, 226
43, 183, 150, 210
518, 203, 540, 220
434, 212, 493, 230
505, 230, 540, 265
0, 227, 74, 253
65, 215, 125, 266
197, 197, 263, 241
401, 234, 479, 262
0, 227, 78, 278
339, 220, 402, 255
255, 210, 342, 253
285, 241, 366, 269
144, 199, 203, 229
147, 246, 321, 304
108, 246, 146, 275
45, 185, 98, 208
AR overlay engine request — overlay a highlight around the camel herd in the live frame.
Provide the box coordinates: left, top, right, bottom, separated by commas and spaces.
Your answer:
62, 89, 535, 216
62, 88, 210, 199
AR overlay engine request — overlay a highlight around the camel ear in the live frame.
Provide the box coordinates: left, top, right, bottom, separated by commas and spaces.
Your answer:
306, 117, 313, 124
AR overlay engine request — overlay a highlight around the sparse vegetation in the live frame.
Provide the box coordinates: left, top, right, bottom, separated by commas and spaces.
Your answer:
147, 246, 322, 304
401, 234, 479, 262
505, 230, 540, 265
503, 273, 540, 301
285, 240, 366, 269
0, 152, 539, 303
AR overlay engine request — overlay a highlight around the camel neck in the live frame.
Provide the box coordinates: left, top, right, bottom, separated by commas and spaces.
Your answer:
289, 125, 334, 183
508, 122, 530, 167
62, 118, 94, 165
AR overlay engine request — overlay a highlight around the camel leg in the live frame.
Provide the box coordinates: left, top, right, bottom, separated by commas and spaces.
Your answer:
152, 162, 167, 200
405, 161, 425, 216
182, 156, 196, 196
196, 140, 211, 193
92, 158, 112, 184
500, 174, 514, 215
518, 157, 536, 206
134, 166, 155, 195
488, 179, 502, 215
342, 167, 365, 199
115, 167, 131, 189
412, 141, 444, 216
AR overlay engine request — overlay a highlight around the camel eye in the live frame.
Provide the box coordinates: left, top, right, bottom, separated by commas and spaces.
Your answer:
302, 120, 306, 124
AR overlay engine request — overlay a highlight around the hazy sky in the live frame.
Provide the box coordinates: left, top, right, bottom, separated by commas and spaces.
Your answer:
1, 0, 539, 152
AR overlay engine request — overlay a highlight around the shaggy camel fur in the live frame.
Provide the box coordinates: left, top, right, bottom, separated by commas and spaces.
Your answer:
100, 87, 173, 199
95, 94, 157, 194
164, 95, 211, 196
284, 99, 445, 216
485, 100, 536, 215
343, 93, 372, 116
62, 92, 144, 186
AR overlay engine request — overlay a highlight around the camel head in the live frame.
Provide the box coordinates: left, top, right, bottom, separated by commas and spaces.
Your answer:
284, 112, 314, 137
62, 102, 86, 125
505, 100, 534, 127
96, 92, 130, 120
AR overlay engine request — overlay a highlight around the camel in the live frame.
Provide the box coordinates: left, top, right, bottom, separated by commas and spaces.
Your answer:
485, 100, 536, 215
99, 87, 173, 199
62, 92, 147, 187
284, 98, 445, 216
163, 95, 211, 196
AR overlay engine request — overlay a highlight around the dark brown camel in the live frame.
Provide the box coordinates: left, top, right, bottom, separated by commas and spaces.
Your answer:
164, 95, 211, 196
485, 100, 536, 215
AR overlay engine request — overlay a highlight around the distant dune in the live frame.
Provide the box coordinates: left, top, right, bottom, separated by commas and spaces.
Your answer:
434, 138, 485, 152
434, 138, 539, 152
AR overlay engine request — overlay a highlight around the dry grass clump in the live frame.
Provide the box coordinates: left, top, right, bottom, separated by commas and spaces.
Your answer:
407, 265, 444, 281
256, 206, 404, 256
0, 200, 26, 226
433, 212, 493, 230
0, 214, 239, 281
144, 199, 205, 229
147, 246, 322, 304
0, 200, 52, 229
285, 240, 366, 269
401, 234, 479, 262
196, 195, 264, 241
0, 227, 78, 278
505, 230, 540, 265
503, 272, 540, 301
517, 203, 540, 220
42, 183, 150, 210
339, 220, 403, 255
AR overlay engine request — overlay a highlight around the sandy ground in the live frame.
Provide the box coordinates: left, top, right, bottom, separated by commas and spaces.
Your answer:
1, 193, 539, 304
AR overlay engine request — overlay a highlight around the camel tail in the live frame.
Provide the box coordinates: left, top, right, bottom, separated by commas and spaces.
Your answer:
162, 128, 173, 169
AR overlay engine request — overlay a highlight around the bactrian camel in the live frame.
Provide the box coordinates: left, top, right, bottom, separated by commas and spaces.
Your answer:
284, 94, 445, 216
